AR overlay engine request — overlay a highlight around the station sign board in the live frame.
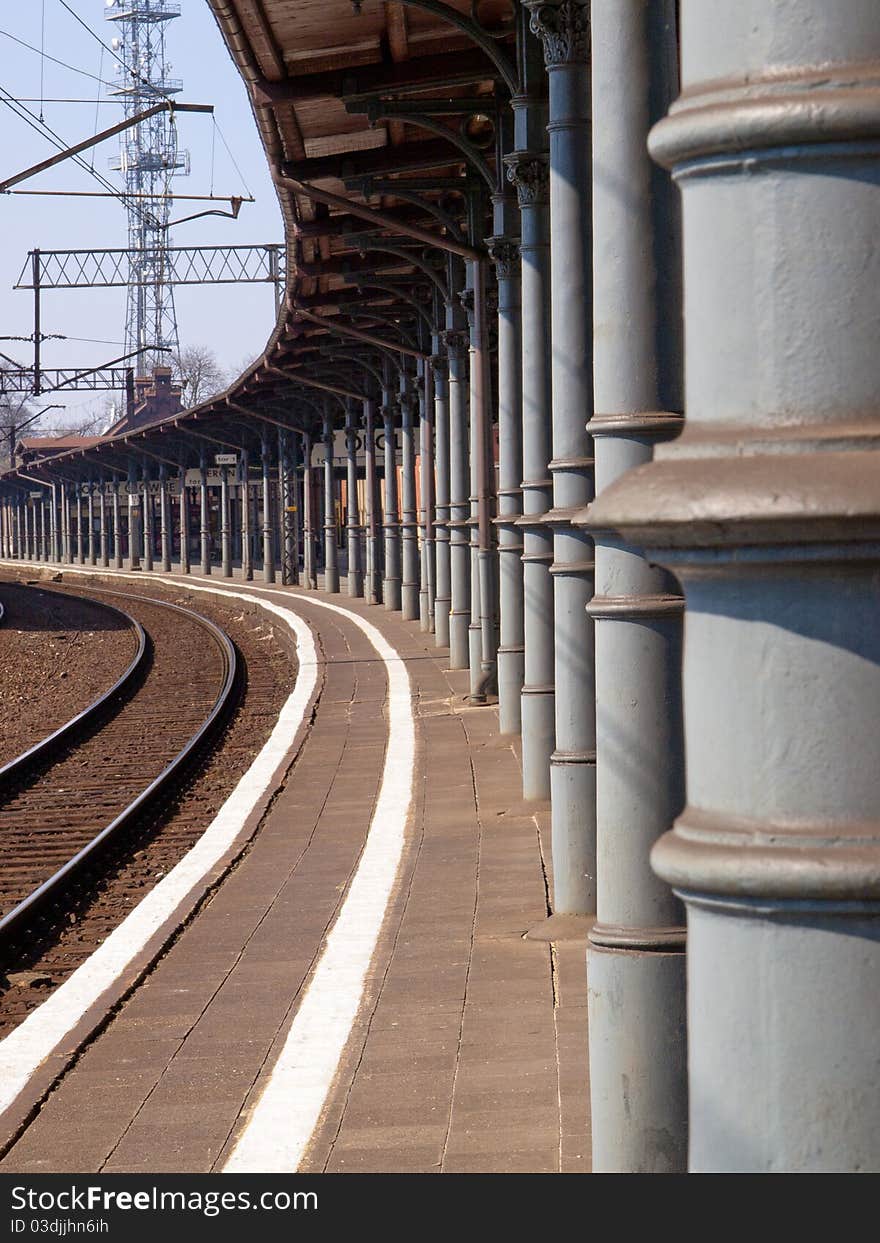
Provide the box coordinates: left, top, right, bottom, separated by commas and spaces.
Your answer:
215, 453, 238, 466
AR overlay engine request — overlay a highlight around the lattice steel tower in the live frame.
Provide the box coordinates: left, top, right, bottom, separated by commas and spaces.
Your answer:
105, 0, 189, 372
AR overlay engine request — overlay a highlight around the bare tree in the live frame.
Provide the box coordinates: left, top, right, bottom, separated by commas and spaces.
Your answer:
173, 345, 229, 408
0, 390, 42, 471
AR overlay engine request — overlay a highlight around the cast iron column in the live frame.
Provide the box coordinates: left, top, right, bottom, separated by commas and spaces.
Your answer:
432, 348, 451, 646
363, 400, 381, 603
382, 380, 402, 611
489, 234, 525, 733
84, 486, 92, 565
178, 468, 190, 574
322, 412, 340, 593
159, 466, 171, 573
345, 400, 364, 597
261, 435, 275, 583
399, 372, 420, 620
418, 355, 436, 632
220, 463, 232, 577
127, 464, 141, 571
98, 481, 108, 568
302, 433, 317, 590
445, 327, 471, 667
240, 451, 252, 581
199, 455, 211, 576
583, 0, 687, 1173
593, 0, 880, 1172
142, 468, 154, 572
529, 0, 597, 921
506, 150, 555, 800
112, 478, 122, 569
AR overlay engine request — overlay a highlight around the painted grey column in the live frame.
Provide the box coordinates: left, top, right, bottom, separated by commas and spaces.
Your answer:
592, 0, 880, 1173
15, 498, 23, 559
77, 488, 85, 564
178, 468, 190, 574
461, 283, 485, 700
42, 496, 50, 562
87, 483, 97, 566
142, 469, 154, 572
528, 0, 597, 920
363, 401, 381, 604
59, 487, 66, 562
99, 482, 109, 568
345, 400, 364, 597
583, 0, 687, 1174
240, 450, 252, 581
127, 464, 141, 571
322, 413, 340, 593
112, 478, 122, 569
63, 487, 71, 562
432, 351, 451, 647
399, 374, 419, 620
506, 150, 555, 800
418, 357, 436, 632
444, 328, 471, 666
382, 388, 402, 611
199, 456, 211, 576
302, 434, 317, 589
278, 431, 291, 585
489, 235, 525, 733
24, 500, 32, 560
220, 464, 232, 577
159, 466, 171, 573
49, 485, 59, 562
260, 436, 275, 583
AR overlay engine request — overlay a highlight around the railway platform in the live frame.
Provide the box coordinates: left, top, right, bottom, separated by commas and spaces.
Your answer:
0, 567, 590, 1175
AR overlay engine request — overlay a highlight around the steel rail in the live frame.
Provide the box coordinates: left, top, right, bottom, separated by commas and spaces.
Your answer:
0, 592, 147, 792
0, 589, 239, 951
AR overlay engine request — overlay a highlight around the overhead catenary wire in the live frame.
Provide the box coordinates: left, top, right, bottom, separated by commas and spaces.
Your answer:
0, 29, 115, 90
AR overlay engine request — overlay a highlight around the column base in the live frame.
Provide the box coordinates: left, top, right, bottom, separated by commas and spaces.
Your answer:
383, 577, 402, 611
497, 644, 525, 735
324, 569, 340, 593
468, 623, 484, 701
520, 685, 555, 801
448, 609, 470, 669
402, 582, 419, 621
588, 941, 687, 1173
263, 567, 275, 584
162, 558, 172, 573
348, 573, 364, 598
549, 751, 597, 915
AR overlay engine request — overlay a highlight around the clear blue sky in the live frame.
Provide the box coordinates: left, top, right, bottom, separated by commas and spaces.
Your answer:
0, 0, 282, 427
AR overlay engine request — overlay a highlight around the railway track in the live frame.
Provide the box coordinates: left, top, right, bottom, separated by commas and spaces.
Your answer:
0, 585, 239, 958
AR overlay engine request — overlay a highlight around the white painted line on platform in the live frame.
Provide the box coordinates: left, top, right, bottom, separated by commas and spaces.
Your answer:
0, 570, 318, 1121
222, 589, 415, 1174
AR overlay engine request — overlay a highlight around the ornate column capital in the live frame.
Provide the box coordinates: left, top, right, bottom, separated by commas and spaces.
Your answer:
503, 150, 550, 208
457, 287, 476, 327
440, 329, 469, 358
486, 235, 521, 278
525, 0, 591, 67
430, 352, 448, 376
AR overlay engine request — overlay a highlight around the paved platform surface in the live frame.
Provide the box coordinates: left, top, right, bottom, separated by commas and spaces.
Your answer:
0, 572, 590, 1174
